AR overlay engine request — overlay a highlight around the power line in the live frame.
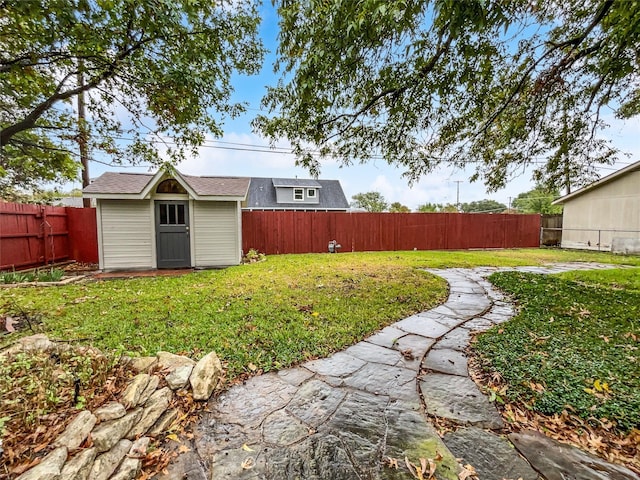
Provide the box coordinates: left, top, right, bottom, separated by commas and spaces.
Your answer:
37, 112, 636, 172
108, 136, 631, 171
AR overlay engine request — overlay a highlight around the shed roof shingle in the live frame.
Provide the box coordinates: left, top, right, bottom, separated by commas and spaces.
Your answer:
182, 175, 250, 197
83, 171, 250, 198
83, 172, 152, 194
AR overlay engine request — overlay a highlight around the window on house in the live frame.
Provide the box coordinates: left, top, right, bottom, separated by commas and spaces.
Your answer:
293, 188, 304, 201
159, 203, 186, 225
307, 188, 316, 198
156, 179, 187, 194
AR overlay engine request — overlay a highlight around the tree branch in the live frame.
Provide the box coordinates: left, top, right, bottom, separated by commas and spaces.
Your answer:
1, 37, 150, 147
548, 0, 614, 49
474, 1, 613, 139
317, 33, 453, 128
0, 52, 94, 73
10, 137, 76, 155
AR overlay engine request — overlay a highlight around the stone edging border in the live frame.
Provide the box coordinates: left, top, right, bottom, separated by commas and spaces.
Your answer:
5, 335, 222, 480
0, 276, 87, 289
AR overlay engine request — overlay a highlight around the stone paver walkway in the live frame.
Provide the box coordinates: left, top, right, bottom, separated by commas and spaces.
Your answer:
163, 263, 639, 480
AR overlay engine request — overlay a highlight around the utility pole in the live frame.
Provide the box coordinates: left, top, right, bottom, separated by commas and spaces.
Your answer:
77, 67, 90, 207
454, 180, 463, 212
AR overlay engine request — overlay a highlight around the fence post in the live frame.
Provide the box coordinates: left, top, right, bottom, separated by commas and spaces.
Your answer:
539, 226, 543, 247
42, 206, 48, 264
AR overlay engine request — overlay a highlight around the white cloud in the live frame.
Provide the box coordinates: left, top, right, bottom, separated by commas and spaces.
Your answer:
178, 132, 297, 176
340, 166, 532, 210
601, 115, 640, 162
84, 128, 538, 210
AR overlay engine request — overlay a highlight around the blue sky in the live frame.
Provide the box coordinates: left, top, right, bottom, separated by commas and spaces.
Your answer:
81, 3, 639, 210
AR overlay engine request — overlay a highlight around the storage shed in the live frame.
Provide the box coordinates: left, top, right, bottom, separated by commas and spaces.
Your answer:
83, 169, 250, 270
552, 160, 640, 253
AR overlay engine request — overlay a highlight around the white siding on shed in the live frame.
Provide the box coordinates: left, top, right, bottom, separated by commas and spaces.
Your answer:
561, 170, 640, 251
192, 201, 240, 266
99, 200, 154, 269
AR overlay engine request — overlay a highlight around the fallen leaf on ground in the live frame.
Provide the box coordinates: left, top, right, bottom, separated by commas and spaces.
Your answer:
10, 458, 40, 475
384, 457, 399, 469
427, 458, 436, 477
593, 379, 611, 393
400, 348, 415, 360
458, 463, 478, 479
405, 456, 432, 479
529, 382, 545, 393
3, 316, 17, 332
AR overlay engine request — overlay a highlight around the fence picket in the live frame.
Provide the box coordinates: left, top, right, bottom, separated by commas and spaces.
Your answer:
0, 202, 98, 270
242, 211, 540, 254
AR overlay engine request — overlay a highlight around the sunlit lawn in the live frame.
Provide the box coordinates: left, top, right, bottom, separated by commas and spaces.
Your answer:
2, 248, 639, 381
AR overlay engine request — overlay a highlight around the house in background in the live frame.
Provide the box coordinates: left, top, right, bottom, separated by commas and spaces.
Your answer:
83, 169, 249, 271
243, 177, 349, 211
55, 196, 96, 208
552, 160, 640, 254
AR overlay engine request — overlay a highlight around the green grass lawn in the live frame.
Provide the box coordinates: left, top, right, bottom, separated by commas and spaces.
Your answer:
2, 248, 639, 382
3, 248, 639, 476
474, 269, 640, 433
556, 267, 640, 293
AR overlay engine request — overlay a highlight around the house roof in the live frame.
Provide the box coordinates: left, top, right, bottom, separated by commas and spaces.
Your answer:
552, 160, 640, 205
245, 177, 350, 210
83, 171, 250, 201
55, 196, 92, 208
272, 178, 322, 188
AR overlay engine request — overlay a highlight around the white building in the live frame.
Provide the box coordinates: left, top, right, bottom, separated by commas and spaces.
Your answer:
552, 161, 640, 253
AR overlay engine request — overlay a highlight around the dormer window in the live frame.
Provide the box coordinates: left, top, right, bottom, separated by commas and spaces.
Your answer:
307, 188, 316, 198
293, 188, 304, 201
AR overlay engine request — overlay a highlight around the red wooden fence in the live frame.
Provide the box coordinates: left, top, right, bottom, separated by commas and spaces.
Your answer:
242, 211, 541, 254
67, 207, 99, 265
0, 205, 541, 270
0, 202, 98, 270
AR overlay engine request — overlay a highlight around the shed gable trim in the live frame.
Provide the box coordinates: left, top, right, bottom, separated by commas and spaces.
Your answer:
140, 170, 200, 200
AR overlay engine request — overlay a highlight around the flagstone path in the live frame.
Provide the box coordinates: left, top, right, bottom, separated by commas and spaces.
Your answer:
159, 263, 639, 480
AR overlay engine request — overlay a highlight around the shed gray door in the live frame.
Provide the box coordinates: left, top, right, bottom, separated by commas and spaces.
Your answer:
155, 201, 191, 268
